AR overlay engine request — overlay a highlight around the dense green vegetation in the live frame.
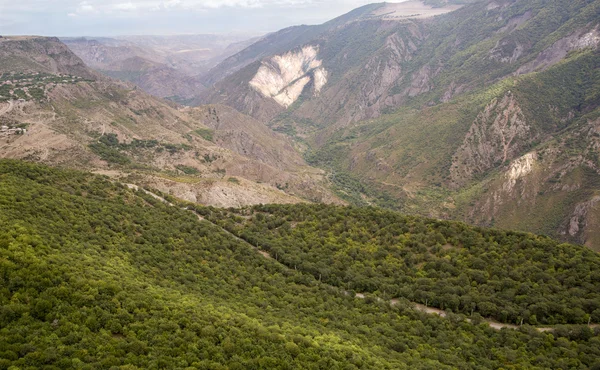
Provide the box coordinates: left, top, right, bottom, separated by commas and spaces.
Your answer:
201, 204, 600, 326
2, 160, 600, 369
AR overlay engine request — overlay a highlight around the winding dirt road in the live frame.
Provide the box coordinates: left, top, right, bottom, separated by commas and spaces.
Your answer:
0, 100, 14, 117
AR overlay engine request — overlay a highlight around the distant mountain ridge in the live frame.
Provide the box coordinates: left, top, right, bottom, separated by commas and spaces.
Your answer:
61, 34, 259, 104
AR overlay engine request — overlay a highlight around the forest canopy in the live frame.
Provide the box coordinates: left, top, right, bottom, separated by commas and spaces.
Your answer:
0, 159, 599, 369
201, 203, 600, 325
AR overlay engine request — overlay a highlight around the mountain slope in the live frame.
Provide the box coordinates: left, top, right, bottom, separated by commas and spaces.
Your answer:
199, 1, 482, 126
0, 36, 338, 207
202, 0, 599, 130
203, 203, 600, 325
309, 34, 600, 249
199, 0, 600, 249
1, 159, 600, 369
0, 36, 97, 80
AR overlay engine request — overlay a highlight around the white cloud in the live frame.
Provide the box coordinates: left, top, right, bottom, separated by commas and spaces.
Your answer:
0, 0, 409, 36
113, 2, 137, 11
76, 1, 97, 14
66, 0, 321, 15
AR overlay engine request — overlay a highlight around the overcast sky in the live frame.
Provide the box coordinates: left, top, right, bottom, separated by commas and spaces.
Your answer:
0, 0, 403, 37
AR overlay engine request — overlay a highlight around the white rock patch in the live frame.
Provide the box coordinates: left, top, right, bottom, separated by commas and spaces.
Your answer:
575, 28, 600, 49
505, 152, 536, 191
277, 76, 311, 108
313, 67, 328, 95
249, 45, 328, 107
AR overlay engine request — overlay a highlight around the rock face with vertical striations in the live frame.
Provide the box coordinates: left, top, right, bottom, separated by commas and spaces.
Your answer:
450, 93, 532, 188
249, 46, 327, 108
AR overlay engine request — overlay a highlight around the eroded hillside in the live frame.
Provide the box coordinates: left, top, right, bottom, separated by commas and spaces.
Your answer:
0, 36, 339, 208
249, 46, 327, 108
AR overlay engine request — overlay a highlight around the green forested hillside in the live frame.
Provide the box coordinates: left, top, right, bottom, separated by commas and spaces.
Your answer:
1, 160, 600, 369
201, 204, 600, 325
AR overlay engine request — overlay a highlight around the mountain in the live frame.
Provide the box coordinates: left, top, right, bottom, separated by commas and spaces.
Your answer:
199, 1, 471, 123
62, 34, 259, 104
0, 36, 338, 207
1, 159, 599, 369
116, 34, 262, 77
200, 0, 600, 249
0, 36, 97, 80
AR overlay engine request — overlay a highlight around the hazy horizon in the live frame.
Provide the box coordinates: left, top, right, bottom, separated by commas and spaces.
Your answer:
0, 0, 407, 37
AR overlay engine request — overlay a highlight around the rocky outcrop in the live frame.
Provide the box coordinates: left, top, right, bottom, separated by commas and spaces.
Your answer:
450, 93, 532, 187
503, 152, 537, 192
516, 25, 600, 75
249, 46, 327, 108
489, 39, 525, 64
289, 22, 424, 130
563, 196, 600, 239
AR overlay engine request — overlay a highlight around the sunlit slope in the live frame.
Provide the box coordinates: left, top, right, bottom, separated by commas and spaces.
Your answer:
1, 159, 600, 369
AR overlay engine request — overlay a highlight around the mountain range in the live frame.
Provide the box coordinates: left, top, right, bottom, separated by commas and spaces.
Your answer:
61, 34, 259, 104
1, 0, 600, 251
197, 0, 600, 250
1, 1, 600, 368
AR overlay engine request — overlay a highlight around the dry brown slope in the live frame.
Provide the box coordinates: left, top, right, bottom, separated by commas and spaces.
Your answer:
0, 36, 340, 208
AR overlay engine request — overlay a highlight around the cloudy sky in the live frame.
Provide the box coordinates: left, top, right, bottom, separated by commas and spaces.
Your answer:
0, 0, 402, 37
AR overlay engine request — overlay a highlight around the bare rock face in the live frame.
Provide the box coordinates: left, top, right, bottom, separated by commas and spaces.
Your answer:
450, 93, 532, 187
459, 116, 600, 249
406, 63, 436, 97
249, 46, 327, 108
291, 22, 424, 130
516, 25, 600, 75
489, 39, 525, 64
466, 151, 539, 223
565, 197, 600, 238
503, 152, 537, 192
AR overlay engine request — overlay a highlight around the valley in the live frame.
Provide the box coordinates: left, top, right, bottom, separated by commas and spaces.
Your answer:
0, 36, 339, 208
197, 0, 600, 250
1, 0, 600, 368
